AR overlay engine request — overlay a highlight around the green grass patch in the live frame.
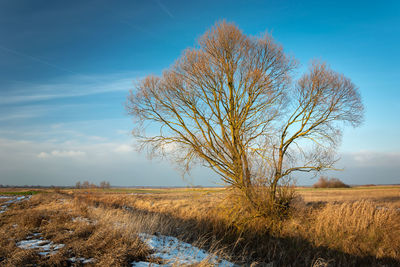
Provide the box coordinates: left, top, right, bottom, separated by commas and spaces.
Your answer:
0, 190, 41, 196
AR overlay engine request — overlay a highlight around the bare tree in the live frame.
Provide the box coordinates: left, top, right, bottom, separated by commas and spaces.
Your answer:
266, 62, 363, 201
82, 181, 90, 189
100, 181, 111, 189
126, 21, 363, 216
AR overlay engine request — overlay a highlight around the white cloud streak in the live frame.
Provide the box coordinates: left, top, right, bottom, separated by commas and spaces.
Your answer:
113, 144, 134, 153
0, 72, 140, 105
37, 150, 86, 158
155, 0, 174, 18
347, 150, 400, 167
0, 44, 78, 75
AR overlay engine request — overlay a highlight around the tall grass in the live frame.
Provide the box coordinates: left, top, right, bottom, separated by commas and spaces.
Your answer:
82, 189, 400, 266
1, 188, 399, 266
310, 201, 400, 259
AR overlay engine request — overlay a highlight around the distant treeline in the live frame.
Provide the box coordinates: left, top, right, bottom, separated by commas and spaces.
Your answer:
75, 181, 111, 189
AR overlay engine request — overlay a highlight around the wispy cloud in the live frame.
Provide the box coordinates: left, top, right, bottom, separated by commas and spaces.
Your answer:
0, 44, 78, 75
0, 104, 79, 122
0, 73, 137, 105
349, 150, 400, 167
37, 150, 86, 158
114, 144, 134, 153
0, 118, 132, 146
0, 109, 43, 121
155, 0, 174, 18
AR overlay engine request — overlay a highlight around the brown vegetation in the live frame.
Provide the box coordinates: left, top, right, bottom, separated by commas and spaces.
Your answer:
299, 185, 400, 206
0, 193, 150, 266
313, 177, 350, 188
75, 181, 111, 189
1, 186, 399, 266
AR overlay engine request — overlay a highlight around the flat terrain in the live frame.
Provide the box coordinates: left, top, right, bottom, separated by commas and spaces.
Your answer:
297, 186, 400, 209
0, 185, 399, 266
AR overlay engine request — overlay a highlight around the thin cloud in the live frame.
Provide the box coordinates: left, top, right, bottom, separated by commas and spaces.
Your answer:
349, 150, 400, 167
155, 0, 174, 18
118, 20, 159, 38
0, 110, 42, 121
0, 73, 138, 105
0, 44, 78, 75
114, 144, 134, 153
37, 150, 86, 158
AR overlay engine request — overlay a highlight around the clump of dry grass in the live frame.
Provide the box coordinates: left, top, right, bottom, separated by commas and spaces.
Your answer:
309, 200, 400, 259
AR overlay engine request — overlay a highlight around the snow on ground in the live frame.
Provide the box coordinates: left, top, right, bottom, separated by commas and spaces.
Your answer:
69, 257, 96, 264
16, 233, 65, 256
17, 232, 95, 263
132, 233, 235, 267
0, 195, 31, 214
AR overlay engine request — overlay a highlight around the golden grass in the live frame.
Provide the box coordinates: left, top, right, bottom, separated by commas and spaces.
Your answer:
0, 193, 151, 266
75, 186, 400, 266
309, 201, 400, 259
298, 186, 400, 208
1, 186, 399, 266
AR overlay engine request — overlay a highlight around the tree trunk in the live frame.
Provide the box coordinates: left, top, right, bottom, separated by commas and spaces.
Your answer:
271, 149, 284, 203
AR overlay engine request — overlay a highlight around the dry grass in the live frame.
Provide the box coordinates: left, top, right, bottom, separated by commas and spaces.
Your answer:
298, 185, 400, 208
0, 193, 151, 266
75, 186, 400, 266
1, 186, 399, 266
309, 201, 400, 259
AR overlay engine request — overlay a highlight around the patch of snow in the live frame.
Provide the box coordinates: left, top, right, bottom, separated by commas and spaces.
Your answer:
16, 233, 65, 257
132, 233, 235, 266
69, 257, 96, 264
132, 262, 163, 267
17, 239, 49, 249
53, 244, 65, 250
0, 195, 31, 215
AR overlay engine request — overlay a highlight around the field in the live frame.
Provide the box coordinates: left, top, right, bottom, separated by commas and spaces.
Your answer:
0, 186, 399, 266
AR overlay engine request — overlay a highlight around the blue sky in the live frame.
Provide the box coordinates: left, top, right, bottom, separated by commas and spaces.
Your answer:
0, 0, 399, 186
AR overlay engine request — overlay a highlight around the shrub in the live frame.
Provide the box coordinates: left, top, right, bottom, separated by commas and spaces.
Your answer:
313, 177, 350, 188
